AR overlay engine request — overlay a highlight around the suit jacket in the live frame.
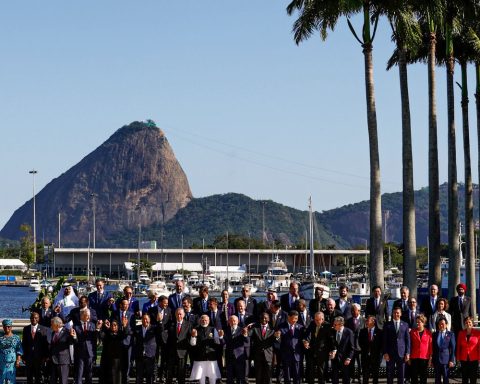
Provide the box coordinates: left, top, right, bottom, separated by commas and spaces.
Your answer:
115, 297, 140, 315
112, 309, 136, 347
277, 322, 304, 362
87, 290, 112, 314
335, 299, 353, 321
164, 320, 192, 359
132, 325, 159, 359
358, 327, 382, 360
268, 309, 288, 330
304, 323, 334, 360
409, 328, 432, 359
249, 324, 276, 362
322, 309, 343, 327
448, 296, 473, 332
223, 326, 249, 361
297, 310, 312, 329
192, 296, 210, 316
234, 296, 258, 318
73, 322, 97, 359
365, 297, 389, 330
205, 310, 223, 330
191, 325, 218, 361
280, 293, 302, 313
168, 293, 188, 311
420, 296, 439, 321
235, 311, 255, 328
33, 307, 57, 327
456, 329, 480, 361
48, 327, 74, 365
401, 309, 422, 329
383, 320, 411, 359
66, 306, 98, 326
345, 316, 365, 351
184, 311, 198, 327
22, 324, 49, 362
309, 298, 328, 315
393, 299, 410, 316
218, 302, 235, 330
332, 327, 354, 363
432, 331, 456, 365
147, 306, 172, 327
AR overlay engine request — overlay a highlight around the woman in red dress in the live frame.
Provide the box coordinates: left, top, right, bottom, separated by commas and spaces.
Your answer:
409, 314, 432, 384
456, 316, 480, 384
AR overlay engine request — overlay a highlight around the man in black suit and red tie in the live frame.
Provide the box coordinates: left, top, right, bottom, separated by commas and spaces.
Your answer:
71, 308, 98, 384
248, 312, 278, 384
165, 308, 192, 384
358, 316, 382, 384
365, 286, 389, 330
48, 316, 75, 384
22, 312, 49, 384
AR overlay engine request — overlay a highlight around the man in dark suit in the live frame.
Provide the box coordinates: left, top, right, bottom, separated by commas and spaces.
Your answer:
420, 284, 439, 327
280, 282, 302, 312
358, 316, 382, 384
268, 300, 287, 330
66, 295, 98, 326
71, 308, 98, 384
331, 316, 354, 384
223, 315, 250, 384
219, 289, 235, 330
383, 307, 411, 384
48, 317, 74, 384
303, 311, 333, 384
402, 297, 421, 329
168, 280, 188, 311
393, 286, 410, 318
87, 278, 111, 319
22, 311, 49, 384
234, 284, 258, 319
248, 312, 277, 384
448, 283, 473, 336
323, 298, 343, 327
234, 299, 255, 328
364, 286, 389, 330
115, 285, 140, 318
182, 296, 198, 326
147, 295, 171, 382
345, 303, 364, 382
309, 286, 328, 315
335, 285, 353, 321
164, 308, 192, 384
112, 298, 136, 383
277, 310, 304, 384
297, 299, 312, 328
205, 297, 224, 372
33, 297, 57, 327
256, 288, 277, 315
132, 313, 160, 384
432, 317, 456, 384
192, 285, 210, 316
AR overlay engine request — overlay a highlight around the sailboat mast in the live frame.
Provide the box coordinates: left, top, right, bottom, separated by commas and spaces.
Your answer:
309, 197, 315, 277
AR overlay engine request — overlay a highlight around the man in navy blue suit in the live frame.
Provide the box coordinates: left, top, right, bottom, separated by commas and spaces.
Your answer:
223, 315, 250, 384
112, 298, 136, 383
168, 280, 187, 311
335, 285, 353, 321
280, 282, 302, 312
72, 308, 98, 384
132, 313, 160, 384
48, 317, 74, 384
330, 316, 354, 384
87, 278, 111, 319
432, 318, 456, 384
277, 310, 305, 384
115, 285, 140, 318
383, 307, 411, 384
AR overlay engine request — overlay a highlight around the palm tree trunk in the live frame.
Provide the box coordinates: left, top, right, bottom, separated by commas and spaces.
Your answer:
398, 48, 417, 297
460, 61, 476, 318
446, 51, 460, 298
428, 31, 442, 288
363, 41, 384, 290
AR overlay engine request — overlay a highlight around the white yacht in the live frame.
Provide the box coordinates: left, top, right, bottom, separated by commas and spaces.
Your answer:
29, 278, 41, 292
263, 256, 292, 291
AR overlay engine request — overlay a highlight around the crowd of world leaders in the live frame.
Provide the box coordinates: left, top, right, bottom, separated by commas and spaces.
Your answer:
0, 279, 478, 384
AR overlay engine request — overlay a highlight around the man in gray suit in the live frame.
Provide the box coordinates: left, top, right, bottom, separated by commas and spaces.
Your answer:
48, 317, 74, 384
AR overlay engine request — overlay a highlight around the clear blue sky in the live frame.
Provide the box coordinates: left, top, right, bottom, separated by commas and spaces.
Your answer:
0, 1, 477, 231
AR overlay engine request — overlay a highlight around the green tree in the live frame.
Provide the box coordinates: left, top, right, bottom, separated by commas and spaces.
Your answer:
286, 0, 384, 289
19, 224, 35, 270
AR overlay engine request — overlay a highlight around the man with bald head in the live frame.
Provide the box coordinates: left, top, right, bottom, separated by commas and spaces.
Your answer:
322, 298, 343, 327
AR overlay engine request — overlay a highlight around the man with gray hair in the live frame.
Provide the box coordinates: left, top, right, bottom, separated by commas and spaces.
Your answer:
72, 308, 98, 384
330, 316, 354, 384
393, 286, 410, 316
345, 303, 364, 382
322, 298, 342, 327
49, 317, 74, 384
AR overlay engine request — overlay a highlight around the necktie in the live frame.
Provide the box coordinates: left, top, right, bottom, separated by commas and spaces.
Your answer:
262, 326, 266, 337
240, 314, 244, 324
403, 300, 407, 311
411, 311, 415, 323
212, 312, 216, 323
53, 332, 59, 343
290, 325, 294, 335
431, 298, 435, 310
83, 323, 87, 334
203, 300, 207, 312
368, 329, 372, 342
273, 314, 277, 324
375, 299, 379, 310
315, 327, 320, 337
395, 322, 399, 333
337, 331, 341, 343
459, 297, 463, 310
31, 327, 35, 339
177, 323, 181, 335
177, 294, 181, 308
301, 313, 305, 323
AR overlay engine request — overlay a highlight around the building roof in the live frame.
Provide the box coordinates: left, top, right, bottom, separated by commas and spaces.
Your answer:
0, 259, 26, 267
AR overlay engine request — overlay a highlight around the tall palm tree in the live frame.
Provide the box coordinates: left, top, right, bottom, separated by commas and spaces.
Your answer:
384, 1, 422, 297
415, 0, 444, 289
286, 0, 385, 290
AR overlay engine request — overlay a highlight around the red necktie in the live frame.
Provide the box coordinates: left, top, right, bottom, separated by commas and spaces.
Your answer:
84, 323, 87, 334
262, 326, 266, 337
368, 330, 372, 342
177, 323, 181, 335
31, 328, 35, 339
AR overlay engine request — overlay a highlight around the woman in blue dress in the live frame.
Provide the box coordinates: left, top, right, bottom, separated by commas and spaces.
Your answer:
0, 319, 23, 384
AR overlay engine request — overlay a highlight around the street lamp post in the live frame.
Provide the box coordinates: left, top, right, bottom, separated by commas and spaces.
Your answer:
90, 193, 96, 249
29, 170, 38, 263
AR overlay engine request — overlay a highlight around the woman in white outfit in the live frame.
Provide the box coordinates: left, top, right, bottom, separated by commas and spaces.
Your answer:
429, 298, 451, 332
189, 314, 221, 384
